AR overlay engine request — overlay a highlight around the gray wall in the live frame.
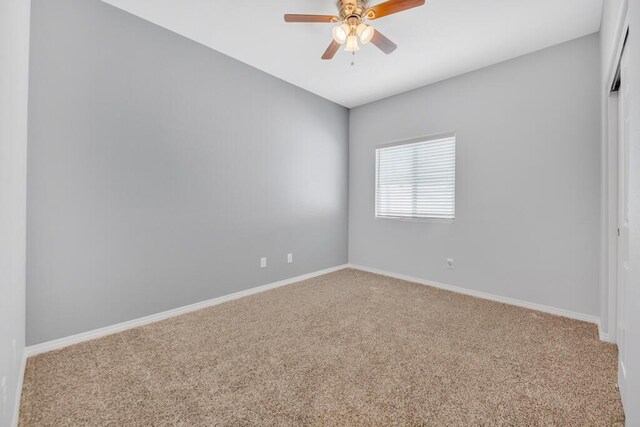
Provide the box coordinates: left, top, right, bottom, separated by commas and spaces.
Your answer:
349, 34, 601, 318
27, 0, 349, 345
0, 0, 29, 424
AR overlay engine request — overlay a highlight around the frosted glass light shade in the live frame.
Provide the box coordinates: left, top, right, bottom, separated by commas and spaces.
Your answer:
344, 34, 360, 52
357, 24, 374, 44
332, 24, 350, 44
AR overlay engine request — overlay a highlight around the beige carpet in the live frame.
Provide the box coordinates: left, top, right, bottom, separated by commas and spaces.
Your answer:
20, 269, 624, 426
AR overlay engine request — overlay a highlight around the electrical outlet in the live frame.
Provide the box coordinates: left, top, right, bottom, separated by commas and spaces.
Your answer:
447, 258, 454, 269
287, 253, 293, 264
260, 257, 267, 268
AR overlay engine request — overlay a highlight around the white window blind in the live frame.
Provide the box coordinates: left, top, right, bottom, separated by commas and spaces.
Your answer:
375, 135, 455, 220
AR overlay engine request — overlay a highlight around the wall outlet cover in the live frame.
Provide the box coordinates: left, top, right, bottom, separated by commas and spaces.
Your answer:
260, 257, 267, 268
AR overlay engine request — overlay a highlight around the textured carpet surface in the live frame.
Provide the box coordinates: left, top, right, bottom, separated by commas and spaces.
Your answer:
20, 269, 624, 426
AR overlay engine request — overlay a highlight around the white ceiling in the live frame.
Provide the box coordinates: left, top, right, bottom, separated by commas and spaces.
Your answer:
101, 0, 603, 108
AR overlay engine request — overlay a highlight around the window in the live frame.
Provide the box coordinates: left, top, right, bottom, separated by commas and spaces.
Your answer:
375, 134, 456, 220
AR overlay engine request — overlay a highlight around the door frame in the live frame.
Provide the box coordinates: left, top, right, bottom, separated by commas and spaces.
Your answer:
616, 48, 629, 398
604, 10, 629, 344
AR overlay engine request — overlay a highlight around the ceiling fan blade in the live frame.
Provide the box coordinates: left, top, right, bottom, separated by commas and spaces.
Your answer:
365, 0, 425, 20
370, 30, 397, 54
321, 40, 341, 60
284, 14, 339, 23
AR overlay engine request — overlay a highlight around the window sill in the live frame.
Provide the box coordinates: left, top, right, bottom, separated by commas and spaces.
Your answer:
375, 216, 455, 224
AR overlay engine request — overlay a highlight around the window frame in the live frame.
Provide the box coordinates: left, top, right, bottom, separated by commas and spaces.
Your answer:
374, 132, 456, 223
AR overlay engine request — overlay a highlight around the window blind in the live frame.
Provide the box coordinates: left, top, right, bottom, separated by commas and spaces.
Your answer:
375, 136, 456, 220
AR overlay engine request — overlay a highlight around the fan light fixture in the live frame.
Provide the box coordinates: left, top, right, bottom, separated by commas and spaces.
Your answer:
332, 23, 350, 44
344, 34, 360, 52
284, 0, 426, 60
357, 23, 374, 44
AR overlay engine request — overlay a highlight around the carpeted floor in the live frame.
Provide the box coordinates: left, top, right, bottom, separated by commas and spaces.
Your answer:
20, 269, 624, 426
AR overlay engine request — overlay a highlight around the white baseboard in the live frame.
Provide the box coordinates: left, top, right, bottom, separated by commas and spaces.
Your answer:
26, 264, 349, 357
25, 262, 609, 358
598, 325, 613, 343
347, 264, 603, 330
11, 352, 27, 427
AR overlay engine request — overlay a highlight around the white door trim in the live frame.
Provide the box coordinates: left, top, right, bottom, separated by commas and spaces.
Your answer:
616, 39, 630, 408
604, 9, 629, 343
606, 92, 619, 343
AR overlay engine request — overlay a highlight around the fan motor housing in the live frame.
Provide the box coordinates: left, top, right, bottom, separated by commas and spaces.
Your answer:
337, 0, 368, 20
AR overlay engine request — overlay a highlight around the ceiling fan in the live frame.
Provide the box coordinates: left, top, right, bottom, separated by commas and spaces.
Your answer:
284, 0, 425, 60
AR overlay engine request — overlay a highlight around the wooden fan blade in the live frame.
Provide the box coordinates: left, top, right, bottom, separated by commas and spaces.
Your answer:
322, 40, 341, 60
370, 30, 397, 54
284, 14, 339, 23
365, 0, 425, 20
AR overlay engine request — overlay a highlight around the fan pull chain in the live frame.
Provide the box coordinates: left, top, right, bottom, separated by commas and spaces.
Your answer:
351, 51, 355, 66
